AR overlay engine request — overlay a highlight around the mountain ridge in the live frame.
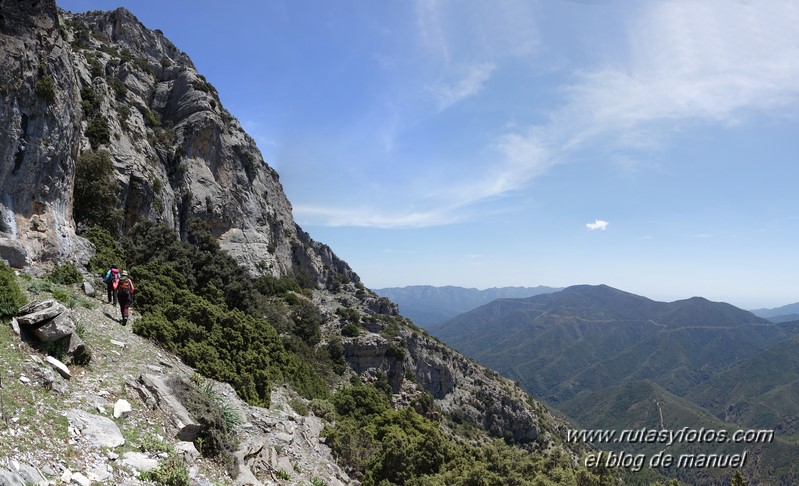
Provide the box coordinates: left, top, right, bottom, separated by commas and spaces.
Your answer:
373, 284, 561, 329
431, 284, 798, 482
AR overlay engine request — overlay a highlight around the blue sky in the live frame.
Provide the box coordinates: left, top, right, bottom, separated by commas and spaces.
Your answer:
60, 1, 798, 308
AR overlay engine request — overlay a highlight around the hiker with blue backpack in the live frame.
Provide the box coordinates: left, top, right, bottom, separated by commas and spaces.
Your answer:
103, 264, 120, 304
117, 270, 135, 326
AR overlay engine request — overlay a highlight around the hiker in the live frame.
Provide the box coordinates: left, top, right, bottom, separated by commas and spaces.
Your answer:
117, 270, 135, 326
103, 264, 120, 304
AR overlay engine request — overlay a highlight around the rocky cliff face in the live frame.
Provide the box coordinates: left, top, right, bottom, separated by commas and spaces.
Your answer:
315, 288, 569, 448
0, 1, 86, 267
0, 2, 356, 288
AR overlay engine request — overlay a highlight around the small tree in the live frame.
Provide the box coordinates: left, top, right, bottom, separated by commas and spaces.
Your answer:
73, 149, 122, 234
0, 262, 26, 318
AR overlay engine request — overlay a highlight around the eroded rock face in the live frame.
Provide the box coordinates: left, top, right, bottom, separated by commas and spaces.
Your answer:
333, 297, 544, 445
0, 2, 357, 288
0, 0, 87, 268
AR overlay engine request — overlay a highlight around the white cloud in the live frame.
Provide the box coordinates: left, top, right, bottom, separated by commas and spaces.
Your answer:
475, 0, 799, 213
414, 0, 539, 111
432, 62, 496, 111
586, 219, 609, 231
293, 204, 468, 229
556, 1, 799, 150
308, 1, 799, 229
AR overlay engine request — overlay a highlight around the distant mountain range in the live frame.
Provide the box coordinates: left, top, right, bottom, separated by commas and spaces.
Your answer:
372, 285, 561, 329
430, 284, 799, 483
751, 301, 799, 323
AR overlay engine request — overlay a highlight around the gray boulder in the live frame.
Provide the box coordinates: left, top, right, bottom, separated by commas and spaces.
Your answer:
65, 409, 126, 449
33, 311, 76, 342
0, 468, 26, 486
16, 302, 67, 326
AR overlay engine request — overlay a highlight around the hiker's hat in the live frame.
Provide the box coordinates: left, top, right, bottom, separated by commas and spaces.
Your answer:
112, 264, 118, 269
121, 270, 129, 277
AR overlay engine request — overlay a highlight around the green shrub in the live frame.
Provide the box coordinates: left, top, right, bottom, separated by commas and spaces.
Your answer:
83, 226, 125, 275
254, 274, 303, 296
47, 263, 83, 285
107, 76, 127, 98
51, 287, 79, 309
139, 452, 190, 486
0, 262, 26, 318
80, 85, 99, 116
87, 55, 104, 78
309, 399, 336, 422
35, 64, 56, 103
167, 376, 238, 475
73, 150, 122, 234
145, 108, 160, 127
86, 116, 110, 149
289, 298, 323, 345
341, 322, 362, 338
123, 220, 330, 409
332, 383, 391, 422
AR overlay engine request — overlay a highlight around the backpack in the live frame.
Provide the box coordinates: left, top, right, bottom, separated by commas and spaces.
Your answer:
118, 279, 132, 300
109, 268, 119, 290
105, 267, 120, 286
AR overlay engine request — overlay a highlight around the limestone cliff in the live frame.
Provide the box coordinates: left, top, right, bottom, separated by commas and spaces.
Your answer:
0, 2, 356, 288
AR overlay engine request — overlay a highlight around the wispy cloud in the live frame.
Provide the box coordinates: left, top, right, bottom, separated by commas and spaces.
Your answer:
552, 1, 799, 151
414, 0, 539, 111
586, 219, 609, 231
478, 1, 799, 210
431, 62, 495, 111
293, 204, 469, 229
309, 1, 799, 229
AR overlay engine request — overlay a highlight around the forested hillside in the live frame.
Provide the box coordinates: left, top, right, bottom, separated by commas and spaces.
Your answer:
434, 285, 799, 484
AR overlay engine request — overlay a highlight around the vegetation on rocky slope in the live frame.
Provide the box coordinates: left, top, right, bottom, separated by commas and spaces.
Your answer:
75, 219, 617, 485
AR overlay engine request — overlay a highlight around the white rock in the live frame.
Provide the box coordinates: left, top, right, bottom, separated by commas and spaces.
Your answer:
113, 399, 132, 419
65, 409, 125, 449
60, 469, 72, 483
9, 318, 20, 337
121, 451, 159, 473
110, 340, 127, 348
70, 471, 91, 486
19, 375, 30, 384
46, 356, 71, 379
82, 281, 96, 297
174, 441, 200, 463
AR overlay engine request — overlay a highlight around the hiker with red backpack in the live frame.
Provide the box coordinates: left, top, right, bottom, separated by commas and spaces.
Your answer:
117, 270, 135, 326
103, 264, 120, 304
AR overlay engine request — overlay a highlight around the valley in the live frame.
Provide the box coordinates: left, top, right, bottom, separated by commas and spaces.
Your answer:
402, 284, 799, 484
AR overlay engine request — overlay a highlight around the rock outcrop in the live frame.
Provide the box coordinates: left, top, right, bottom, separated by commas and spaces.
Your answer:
315, 287, 562, 447
12, 298, 90, 367
0, 1, 357, 289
